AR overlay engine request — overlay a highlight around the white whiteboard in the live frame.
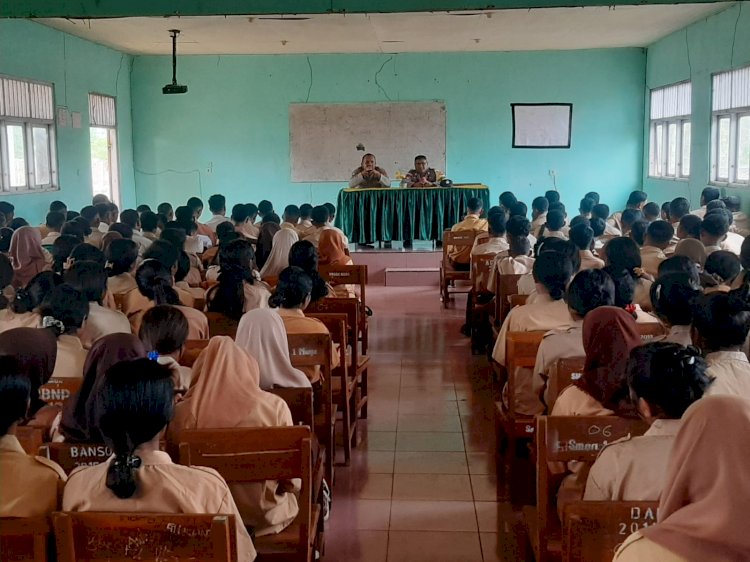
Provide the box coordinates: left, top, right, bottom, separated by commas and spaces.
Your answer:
289, 102, 446, 182
512, 104, 572, 148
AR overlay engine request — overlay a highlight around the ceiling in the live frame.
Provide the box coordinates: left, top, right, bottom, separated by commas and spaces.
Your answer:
39, 3, 731, 55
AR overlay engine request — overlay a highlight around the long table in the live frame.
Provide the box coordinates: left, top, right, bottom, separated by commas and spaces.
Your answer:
335, 184, 490, 244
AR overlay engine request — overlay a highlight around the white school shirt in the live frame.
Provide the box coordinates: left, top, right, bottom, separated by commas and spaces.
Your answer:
578, 250, 604, 271
204, 214, 228, 232
721, 231, 743, 255
704, 351, 750, 398
471, 237, 509, 257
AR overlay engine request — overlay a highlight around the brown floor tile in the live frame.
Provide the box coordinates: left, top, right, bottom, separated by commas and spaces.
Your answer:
329, 499, 392, 531
392, 474, 473, 501
394, 451, 468, 474
387, 531, 483, 562
397, 413, 462, 432
396, 431, 465, 452
389, 500, 478, 531
470, 474, 499, 501
324, 530, 389, 562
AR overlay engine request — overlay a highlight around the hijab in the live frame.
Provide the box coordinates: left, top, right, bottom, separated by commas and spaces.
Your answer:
256, 223, 281, 270
318, 229, 349, 266
578, 306, 641, 412
0, 327, 57, 414
259, 228, 299, 279
235, 309, 310, 389
9, 226, 49, 287
59, 333, 146, 442
675, 238, 707, 269
641, 395, 750, 561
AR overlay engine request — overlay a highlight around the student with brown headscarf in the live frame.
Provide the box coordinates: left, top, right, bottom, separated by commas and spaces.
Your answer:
167, 336, 299, 536
8, 226, 52, 288
614, 395, 750, 562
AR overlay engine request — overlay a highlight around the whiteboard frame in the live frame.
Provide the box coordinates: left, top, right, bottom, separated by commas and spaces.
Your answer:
511, 103, 573, 149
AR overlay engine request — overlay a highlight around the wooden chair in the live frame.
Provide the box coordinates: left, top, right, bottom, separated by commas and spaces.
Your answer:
306, 297, 370, 420
636, 322, 667, 341
270, 387, 314, 428
318, 264, 369, 354
178, 427, 319, 562
38, 378, 83, 409
493, 273, 523, 329
440, 229, 477, 307
562, 501, 659, 562
53, 512, 236, 562
14, 426, 45, 455
306, 313, 358, 465
287, 332, 335, 487
509, 294, 529, 308
546, 357, 586, 414
206, 311, 240, 338
192, 296, 206, 312
469, 253, 499, 349
180, 339, 211, 368
0, 516, 51, 562
39, 443, 112, 475
524, 416, 649, 562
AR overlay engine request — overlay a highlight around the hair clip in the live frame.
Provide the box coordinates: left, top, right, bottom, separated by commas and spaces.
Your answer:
41, 316, 65, 333
147, 351, 160, 361
114, 453, 142, 470
624, 304, 637, 315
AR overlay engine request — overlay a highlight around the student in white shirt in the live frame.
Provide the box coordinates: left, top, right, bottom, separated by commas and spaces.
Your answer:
699, 212, 730, 256
537, 209, 567, 240
120, 209, 153, 255
723, 195, 749, 236
569, 223, 604, 271
692, 285, 750, 398
650, 273, 701, 347
690, 186, 721, 219
530, 197, 549, 239
204, 194, 229, 233
323, 202, 349, 247
471, 209, 509, 257
40, 211, 65, 246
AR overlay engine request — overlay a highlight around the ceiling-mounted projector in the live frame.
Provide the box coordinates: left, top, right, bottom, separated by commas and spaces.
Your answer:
163, 29, 188, 95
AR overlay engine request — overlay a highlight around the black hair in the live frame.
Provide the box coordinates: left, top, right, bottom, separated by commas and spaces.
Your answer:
51, 235, 79, 274
710, 207, 734, 227
73, 217, 92, 238
64, 260, 107, 304
105, 239, 139, 277
258, 200, 274, 216
283, 204, 301, 222
569, 216, 590, 230
693, 282, 750, 350
506, 216, 531, 237
97, 359, 174, 499
67, 213, 81, 221
565, 269, 615, 317
11, 271, 61, 314
94, 203, 111, 222
0, 357, 32, 436
621, 209, 644, 229
323, 202, 336, 218
245, 203, 258, 217
704, 250, 741, 284
174, 206, 194, 226
535, 237, 581, 271
592, 203, 610, 221
160, 228, 187, 252
627, 343, 711, 419
590, 217, 606, 238
118, 210, 138, 231
311, 205, 329, 225
706, 199, 726, 212
701, 187, 721, 204
679, 214, 702, 239
646, 220, 675, 246
289, 241, 329, 302
604, 236, 642, 273
487, 206, 504, 218
269, 266, 313, 309
143, 239, 179, 270
488, 212, 506, 236
657, 256, 700, 283
157, 202, 173, 216
60, 221, 86, 242
186, 197, 203, 212
208, 194, 226, 213
139, 305, 189, 355
722, 196, 741, 212
579, 197, 595, 215
467, 197, 483, 213
627, 190, 648, 207
299, 204, 313, 219
140, 211, 158, 232
532, 251, 574, 301
603, 266, 636, 309
509, 235, 531, 257
585, 191, 600, 204
643, 202, 660, 220
545, 210, 565, 231
108, 223, 133, 240
207, 239, 257, 320
0, 228, 14, 252
231, 203, 251, 224
136, 204, 152, 214
669, 197, 690, 221
135, 260, 180, 305
0, 201, 15, 216
414, 155, 427, 162
70, 243, 105, 266
10, 218, 29, 230
262, 212, 281, 225
549, 202, 566, 215
0, 255, 11, 309
49, 200, 67, 213
700, 213, 729, 239
651, 273, 702, 326
532, 196, 549, 214
45, 211, 66, 230
38, 284, 89, 335
545, 190, 560, 204
661, 201, 671, 219
216, 221, 238, 243
569, 223, 594, 251
499, 191, 517, 209
174, 251, 190, 283
509, 201, 528, 218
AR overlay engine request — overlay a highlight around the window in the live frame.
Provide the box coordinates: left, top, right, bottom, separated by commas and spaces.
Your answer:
88, 93, 119, 204
0, 75, 57, 192
711, 65, 750, 185
648, 81, 692, 179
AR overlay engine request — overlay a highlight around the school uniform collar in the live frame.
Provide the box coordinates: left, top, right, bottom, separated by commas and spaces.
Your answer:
133, 447, 173, 465
276, 307, 305, 318
0, 434, 26, 454
644, 418, 682, 437
641, 245, 666, 256
580, 250, 597, 259
706, 351, 749, 364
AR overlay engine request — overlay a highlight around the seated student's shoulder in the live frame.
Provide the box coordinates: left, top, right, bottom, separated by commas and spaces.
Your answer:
31, 454, 67, 481
614, 532, 687, 562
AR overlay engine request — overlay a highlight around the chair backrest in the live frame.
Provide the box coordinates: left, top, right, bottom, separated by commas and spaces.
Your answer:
305, 313, 349, 379
178, 426, 313, 561
306, 297, 359, 350
269, 387, 314, 428
534, 416, 649, 561
0, 516, 51, 562
636, 322, 667, 341
180, 340, 210, 368
547, 357, 586, 414
471, 253, 498, 294
205, 312, 240, 339
53, 512, 236, 562
192, 297, 206, 312
14, 426, 45, 455
509, 294, 528, 308
505, 331, 547, 417
492, 272, 522, 327
287, 332, 333, 426
442, 229, 477, 266
39, 443, 112, 475
562, 501, 660, 562
38, 378, 83, 408
319, 264, 367, 307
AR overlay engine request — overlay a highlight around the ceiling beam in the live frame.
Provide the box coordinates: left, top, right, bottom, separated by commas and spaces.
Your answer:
2, 0, 731, 18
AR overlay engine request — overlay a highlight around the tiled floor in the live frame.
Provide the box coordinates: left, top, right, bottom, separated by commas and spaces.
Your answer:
326, 286, 530, 562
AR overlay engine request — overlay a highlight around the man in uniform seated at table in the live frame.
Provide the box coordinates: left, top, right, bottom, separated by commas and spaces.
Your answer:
349, 153, 390, 188
403, 155, 438, 187
448, 197, 488, 271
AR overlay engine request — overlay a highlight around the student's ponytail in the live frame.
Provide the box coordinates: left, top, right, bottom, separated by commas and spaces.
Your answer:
269, 267, 312, 309
106, 433, 141, 499
135, 259, 180, 306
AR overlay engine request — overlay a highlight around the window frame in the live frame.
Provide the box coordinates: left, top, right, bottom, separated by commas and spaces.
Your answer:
710, 108, 750, 187
88, 92, 120, 205
0, 75, 59, 194
647, 81, 692, 181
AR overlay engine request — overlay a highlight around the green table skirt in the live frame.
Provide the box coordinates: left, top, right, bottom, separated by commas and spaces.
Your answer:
335, 184, 490, 243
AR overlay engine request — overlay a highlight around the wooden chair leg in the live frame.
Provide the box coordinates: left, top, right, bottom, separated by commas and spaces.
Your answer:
341, 388, 352, 466
350, 390, 359, 449
360, 367, 368, 419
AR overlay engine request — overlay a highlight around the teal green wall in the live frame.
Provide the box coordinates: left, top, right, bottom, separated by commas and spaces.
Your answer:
130, 49, 646, 221
644, 2, 750, 209
0, 20, 136, 223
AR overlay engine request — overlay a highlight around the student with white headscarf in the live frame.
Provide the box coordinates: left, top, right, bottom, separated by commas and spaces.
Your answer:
259, 228, 299, 280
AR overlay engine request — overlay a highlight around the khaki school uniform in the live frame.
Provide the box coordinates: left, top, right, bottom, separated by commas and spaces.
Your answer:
0, 434, 66, 517
85, 229, 104, 249
107, 272, 137, 296
63, 448, 256, 562
123, 289, 209, 339
578, 250, 604, 271
295, 219, 314, 237
704, 244, 722, 256
206, 281, 271, 314
41, 232, 61, 246
544, 230, 568, 240
447, 214, 488, 264
608, 211, 623, 233
585, 419, 682, 501
691, 206, 707, 218
731, 212, 749, 237
0, 309, 40, 333
531, 323, 584, 414
237, 222, 260, 240
78, 302, 131, 349
639, 246, 667, 277
276, 308, 339, 384
51, 335, 87, 379
704, 351, 750, 398
634, 278, 653, 311
614, 533, 688, 562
